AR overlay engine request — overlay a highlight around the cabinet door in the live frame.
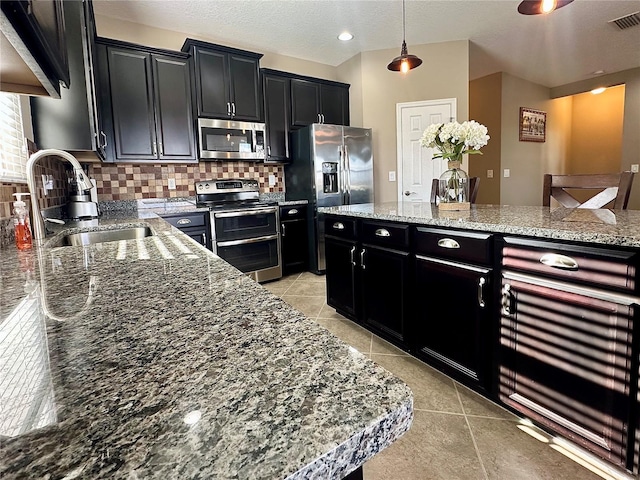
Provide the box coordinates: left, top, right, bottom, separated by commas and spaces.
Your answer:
361, 245, 410, 346
321, 83, 349, 126
290, 79, 320, 127
500, 271, 634, 467
107, 47, 157, 160
194, 47, 229, 118
152, 55, 196, 161
414, 255, 491, 386
263, 74, 290, 162
229, 54, 262, 121
325, 236, 358, 319
281, 214, 308, 274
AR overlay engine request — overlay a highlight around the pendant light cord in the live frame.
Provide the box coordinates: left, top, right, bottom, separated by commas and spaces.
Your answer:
402, 0, 406, 42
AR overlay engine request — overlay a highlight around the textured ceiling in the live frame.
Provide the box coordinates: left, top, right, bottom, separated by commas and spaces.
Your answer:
93, 0, 640, 88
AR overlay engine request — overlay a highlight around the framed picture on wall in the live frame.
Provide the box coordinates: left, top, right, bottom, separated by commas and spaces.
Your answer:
519, 107, 546, 142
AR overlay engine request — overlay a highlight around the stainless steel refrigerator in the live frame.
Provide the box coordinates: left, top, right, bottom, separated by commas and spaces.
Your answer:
285, 124, 374, 273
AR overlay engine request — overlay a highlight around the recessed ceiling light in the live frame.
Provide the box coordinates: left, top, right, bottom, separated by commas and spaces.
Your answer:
338, 32, 353, 41
591, 87, 606, 95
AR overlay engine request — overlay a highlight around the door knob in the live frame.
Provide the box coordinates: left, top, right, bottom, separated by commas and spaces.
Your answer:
404, 190, 417, 196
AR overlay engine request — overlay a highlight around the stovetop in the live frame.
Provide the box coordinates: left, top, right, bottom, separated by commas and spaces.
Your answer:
195, 178, 277, 210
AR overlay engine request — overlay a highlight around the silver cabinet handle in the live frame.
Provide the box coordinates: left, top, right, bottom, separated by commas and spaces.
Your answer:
539, 253, 579, 270
267, 145, 271, 157
227, 102, 231, 116
159, 142, 163, 155
501, 283, 512, 315
100, 131, 107, 148
375, 228, 390, 237
321, 114, 325, 124
201, 233, 206, 245
232, 102, 236, 117
152, 141, 157, 156
437, 238, 460, 249
332, 222, 345, 230
281, 223, 286, 236
176, 218, 192, 225
478, 277, 486, 308
360, 248, 366, 269
350, 246, 356, 267
288, 209, 298, 215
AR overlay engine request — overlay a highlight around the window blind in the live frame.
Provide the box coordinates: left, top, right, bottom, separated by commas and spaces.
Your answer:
0, 93, 27, 183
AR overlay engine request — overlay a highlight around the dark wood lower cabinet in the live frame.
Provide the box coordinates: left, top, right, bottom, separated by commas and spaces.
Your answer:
413, 255, 491, 388
325, 235, 358, 319
361, 244, 410, 346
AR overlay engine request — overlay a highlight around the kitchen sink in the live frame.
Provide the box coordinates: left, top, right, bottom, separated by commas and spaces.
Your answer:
52, 226, 155, 247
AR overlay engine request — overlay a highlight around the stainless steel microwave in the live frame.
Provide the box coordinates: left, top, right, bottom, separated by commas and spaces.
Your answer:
198, 118, 265, 160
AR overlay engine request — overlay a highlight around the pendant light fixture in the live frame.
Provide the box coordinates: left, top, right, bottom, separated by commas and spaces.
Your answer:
387, 0, 422, 73
517, 0, 574, 15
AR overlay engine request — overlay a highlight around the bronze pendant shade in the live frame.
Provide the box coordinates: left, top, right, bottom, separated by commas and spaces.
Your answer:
387, 0, 422, 73
517, 0, 574, 15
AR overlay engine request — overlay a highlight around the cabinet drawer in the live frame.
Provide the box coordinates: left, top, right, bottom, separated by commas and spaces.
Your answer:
501, 236, 638, 293
162, 212, 208, 229
280, 205, 306, 219
324, 216, 357, 240
361, 221, 409, 250
414, 227, 493, 265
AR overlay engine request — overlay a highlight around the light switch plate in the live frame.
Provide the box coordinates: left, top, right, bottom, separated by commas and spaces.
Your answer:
268, 174, 276, 186
632, 164, 639, 173
388, 171, 396, 182
168, 178, 176, 190
504, 169, 510, 178
487, 169, 494, 178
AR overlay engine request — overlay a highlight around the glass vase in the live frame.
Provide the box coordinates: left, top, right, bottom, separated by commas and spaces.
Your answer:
438, 159, 469, 209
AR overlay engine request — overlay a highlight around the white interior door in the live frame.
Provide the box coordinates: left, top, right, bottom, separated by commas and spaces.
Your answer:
396, 99, 456, 202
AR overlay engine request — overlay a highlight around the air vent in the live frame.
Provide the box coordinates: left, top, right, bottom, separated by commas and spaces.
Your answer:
609, 11, 640, 30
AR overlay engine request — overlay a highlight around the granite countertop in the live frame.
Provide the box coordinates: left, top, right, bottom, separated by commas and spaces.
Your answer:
0, 210, 412, 478
319, 202, 640, 249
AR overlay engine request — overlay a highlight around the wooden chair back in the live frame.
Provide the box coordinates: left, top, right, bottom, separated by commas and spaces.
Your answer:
542, 172, 634, 210
430, 177, 480, 204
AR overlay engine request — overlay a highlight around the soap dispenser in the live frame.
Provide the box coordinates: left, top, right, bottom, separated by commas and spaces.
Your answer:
13, 193, 33, 250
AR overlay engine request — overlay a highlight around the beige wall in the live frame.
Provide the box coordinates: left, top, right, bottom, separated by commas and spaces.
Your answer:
336, 53, 363, 127
95, 15, 337, 80
469, 73, 501, 205
568, 85, 625, 174
343, 41, 469, 203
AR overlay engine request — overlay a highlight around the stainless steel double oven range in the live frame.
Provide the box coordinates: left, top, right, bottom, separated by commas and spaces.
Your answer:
195, 179, 282, 282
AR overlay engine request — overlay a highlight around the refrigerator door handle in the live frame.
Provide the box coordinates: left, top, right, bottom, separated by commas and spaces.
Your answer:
339, 145, 346, 203
344, 144, 351, 204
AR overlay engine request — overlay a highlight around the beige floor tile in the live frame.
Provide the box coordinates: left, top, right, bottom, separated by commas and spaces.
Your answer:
261, 282, 293, 296
280, 295, 325, 318
314, 317, 372, 354
297, 271, 326, 282
468, 416, 603, 480
371, 334, 408, 356
284, 280, 326, 297
371, 354, 463, 413
364, 410, 486, 480
456, 383, 518, 420
317, 304, 347, 320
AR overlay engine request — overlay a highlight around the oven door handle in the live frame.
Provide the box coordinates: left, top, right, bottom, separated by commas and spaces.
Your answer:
216, 234, 279, 247
214, 207, 277, 218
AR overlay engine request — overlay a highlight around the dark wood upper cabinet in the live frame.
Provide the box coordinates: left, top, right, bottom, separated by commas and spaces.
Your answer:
30, 0, 105, 159
97, 38, 196, 163
182, 38, 263, 122
262, 71, 290, 163
291, 78, 349, 127
0, 0, 69, 97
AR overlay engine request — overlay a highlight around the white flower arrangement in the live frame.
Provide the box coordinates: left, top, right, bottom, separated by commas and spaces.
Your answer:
420, 120, 490, 162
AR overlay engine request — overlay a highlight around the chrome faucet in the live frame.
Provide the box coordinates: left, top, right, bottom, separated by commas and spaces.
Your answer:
26, 149, 93, 245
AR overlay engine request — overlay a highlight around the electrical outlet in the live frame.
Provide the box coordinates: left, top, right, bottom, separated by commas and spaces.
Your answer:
168, 178, 176, 190
388, 171, 396, 182
268, 174, 276, 186
504, 169, 510, 178
487, 169, 493, 179
632, 164, 639, 173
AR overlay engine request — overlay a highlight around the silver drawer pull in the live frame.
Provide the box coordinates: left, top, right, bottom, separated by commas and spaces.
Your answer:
437, 238, 460, 249
540, 253, 578, 271
478, 277, 486, 308
375, 228, 391, 237
288, 208, 299, 215
177, 218, 192, 225
333, 222, 345, 230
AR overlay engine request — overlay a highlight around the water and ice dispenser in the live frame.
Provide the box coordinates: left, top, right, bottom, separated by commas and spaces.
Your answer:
322, 162, 338, 193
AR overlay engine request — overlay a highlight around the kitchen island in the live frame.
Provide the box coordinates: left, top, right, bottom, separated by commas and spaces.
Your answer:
318, 201, 640, 475
0, 210, 413, 479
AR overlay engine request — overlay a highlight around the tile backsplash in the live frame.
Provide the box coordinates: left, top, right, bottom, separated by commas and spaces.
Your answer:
90, 162, 284, 201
